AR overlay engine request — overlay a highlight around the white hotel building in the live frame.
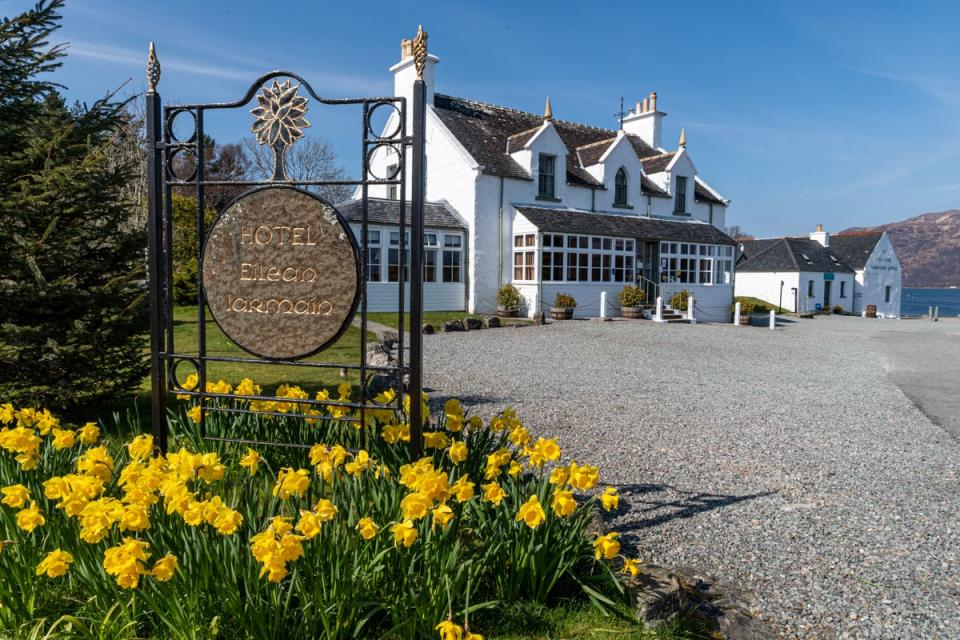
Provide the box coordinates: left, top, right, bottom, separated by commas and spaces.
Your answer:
344, 37, 736, 321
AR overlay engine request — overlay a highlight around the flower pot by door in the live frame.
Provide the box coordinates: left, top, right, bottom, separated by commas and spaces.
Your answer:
496, 307, 518, 318
621, 307, 644, 319
550, 307, 574, 320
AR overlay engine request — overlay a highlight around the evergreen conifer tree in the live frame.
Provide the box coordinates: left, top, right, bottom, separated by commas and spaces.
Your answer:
0, 0, 147, 413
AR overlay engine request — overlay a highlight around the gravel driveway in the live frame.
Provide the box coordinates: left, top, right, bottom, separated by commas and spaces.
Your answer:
424, 316, 960, 639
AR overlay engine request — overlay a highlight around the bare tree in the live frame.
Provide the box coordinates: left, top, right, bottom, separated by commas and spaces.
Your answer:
243, 136, 352, 203
725, 225, 754, 241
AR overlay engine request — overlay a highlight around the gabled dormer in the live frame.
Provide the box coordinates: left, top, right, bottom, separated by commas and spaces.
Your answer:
577, 131, 645, 210
506, 98, 569, 202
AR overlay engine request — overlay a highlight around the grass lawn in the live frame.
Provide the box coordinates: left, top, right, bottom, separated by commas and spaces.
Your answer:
484, 601, 710, 640
131, 306, 376, 410
368, 310, 531, 331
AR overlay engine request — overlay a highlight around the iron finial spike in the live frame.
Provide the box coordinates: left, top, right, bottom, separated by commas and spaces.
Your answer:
679, 127, 686, 148
544, 96, 553, 121
413, 25, 428, 80
147, 42, 161, 92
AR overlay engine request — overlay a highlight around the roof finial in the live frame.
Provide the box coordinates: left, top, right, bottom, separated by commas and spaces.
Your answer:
543, 96, 553, 121
147, 42, 161, 92
412, 25, 428, 80
679, 127, 686, 149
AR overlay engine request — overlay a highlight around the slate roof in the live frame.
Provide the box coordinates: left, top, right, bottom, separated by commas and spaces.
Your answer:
694, 181, 726, 205
828, 232, 883, 270
641, 175, 670, 198
576, 137, 617, 167
338, 198, 465, 229
737, 238, 854, 273
515, 206, 736, 245
640, 152, 677, 174
432, 94, 665, 190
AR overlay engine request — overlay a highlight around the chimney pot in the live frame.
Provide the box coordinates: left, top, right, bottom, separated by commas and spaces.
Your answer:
816, 224, 823, 232
642, 98, 649, 113
400, 38, 413, 60
650, 91, 657, 111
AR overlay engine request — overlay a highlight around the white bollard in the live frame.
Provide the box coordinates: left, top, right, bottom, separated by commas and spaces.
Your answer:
769, 309, 776, 330
600, 291, 607, 319
934, 306, 940, 322
687, 295, 696, 323
929, 306, 934, 321
655, 296, 664, 323
733, 301, 741, 325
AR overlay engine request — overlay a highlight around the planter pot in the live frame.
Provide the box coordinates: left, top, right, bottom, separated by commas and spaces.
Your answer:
496, 307, 518, 318
737, 314, 752, 326
621, 306, 645, 319
550, 306, 575, 320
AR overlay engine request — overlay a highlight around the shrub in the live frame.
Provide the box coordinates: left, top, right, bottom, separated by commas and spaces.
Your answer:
832, 304, 844, 315
618, 285, 645, 308
553, 293, 577, 309
0, 1, 146, 414
669, 289, 690, 312
0, 385, 634, 639
496, 284, 522, 310
733, 296, 756, 315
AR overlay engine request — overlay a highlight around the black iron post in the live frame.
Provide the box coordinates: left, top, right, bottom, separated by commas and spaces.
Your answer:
145, 74, 168, 452
408, 79, 426, 457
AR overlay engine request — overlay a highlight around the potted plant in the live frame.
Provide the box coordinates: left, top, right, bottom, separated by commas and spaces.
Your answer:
669, 289, 690, 312
496, 284, 522, 318
832, 304, 843, 315
733, 296, 755, 325
619, 284, 646, 319
550, 293, 576, 320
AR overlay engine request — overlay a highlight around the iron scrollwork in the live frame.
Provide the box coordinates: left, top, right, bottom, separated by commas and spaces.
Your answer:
251, 79, 311, 181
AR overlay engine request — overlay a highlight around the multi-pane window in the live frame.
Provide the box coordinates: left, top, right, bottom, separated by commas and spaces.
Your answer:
366, 229, 382, 282
442, 234, 462, 283
540, 234, 634, 283
537, 154, 556, 198
513, 234, 536, 281
674, 176, 688, 214
659, 242, 733, 285
423, 233, 439, 282
387, 231, 408, 283
614, 167, 628, 206
840, 281, 846, 298
386, 164, 398, 199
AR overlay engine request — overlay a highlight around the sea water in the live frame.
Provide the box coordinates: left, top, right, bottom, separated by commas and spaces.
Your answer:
902, 288, 960, 317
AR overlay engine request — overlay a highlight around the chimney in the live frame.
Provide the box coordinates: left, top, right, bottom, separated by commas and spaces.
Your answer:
622, 90, 665, 150
810, 224, 830, 247
390, 27, 439, 118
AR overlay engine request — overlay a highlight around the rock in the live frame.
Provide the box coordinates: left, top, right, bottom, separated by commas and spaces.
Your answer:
533, 311, 545, 325
422, 323, 435, 335
366, 341, 395, 368
441, 320, 465, 332
484, 316, 501, 329
465, 317, 483, 330
380, 331, 399, 348
626, 565, 775, 640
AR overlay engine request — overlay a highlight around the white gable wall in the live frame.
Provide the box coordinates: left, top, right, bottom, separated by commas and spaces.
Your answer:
735, 272, 802, 312
857, 233, 902, 317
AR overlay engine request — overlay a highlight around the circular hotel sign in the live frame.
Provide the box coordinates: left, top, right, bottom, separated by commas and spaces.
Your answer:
201, 186, 360, 360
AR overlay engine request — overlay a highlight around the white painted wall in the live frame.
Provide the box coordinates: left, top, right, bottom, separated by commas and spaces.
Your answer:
857, 232, 902, 317
735, 272, 801, 312
660, 282, 735, 323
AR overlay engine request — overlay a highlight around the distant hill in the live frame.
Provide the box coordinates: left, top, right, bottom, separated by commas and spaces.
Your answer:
841, 209, 960, 288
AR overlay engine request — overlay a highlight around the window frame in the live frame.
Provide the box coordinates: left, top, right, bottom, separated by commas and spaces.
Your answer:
537, 154, 557, 199
386, 163, 399, 199
539, 233, 635, 284
658, 242, 732, 285
673, 175, 688, 214
613, 167, 629, 207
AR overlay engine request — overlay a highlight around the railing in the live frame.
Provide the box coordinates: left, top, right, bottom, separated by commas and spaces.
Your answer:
636, 273, 660, 306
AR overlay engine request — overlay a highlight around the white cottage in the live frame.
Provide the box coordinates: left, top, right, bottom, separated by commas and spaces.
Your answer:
735, 225, 902, 317
347, 35, 736, 320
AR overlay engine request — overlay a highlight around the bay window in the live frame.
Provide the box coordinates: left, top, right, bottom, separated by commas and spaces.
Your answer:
539, 233, 634, 283
513, 233, 536, 281
659, 242, 733, 284
442, 234, 462, 283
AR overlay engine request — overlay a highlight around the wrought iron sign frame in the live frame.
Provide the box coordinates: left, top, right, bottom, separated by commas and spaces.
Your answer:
144, 39, 428, 455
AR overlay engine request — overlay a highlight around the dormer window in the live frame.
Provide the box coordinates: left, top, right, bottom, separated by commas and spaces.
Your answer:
537, 154, 556, 199
614, 167, 628, 206
673, 176, 687, 214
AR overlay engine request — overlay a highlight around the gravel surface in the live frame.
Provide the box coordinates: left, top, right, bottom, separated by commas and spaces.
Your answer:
424, 316, 960, 639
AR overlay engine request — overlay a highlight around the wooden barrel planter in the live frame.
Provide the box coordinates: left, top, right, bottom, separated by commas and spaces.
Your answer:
550, 307, 574, 321
621, 306, 645, 319
496, 307, 518, 318
738, 314, 752, 326
865, 304, 877, 318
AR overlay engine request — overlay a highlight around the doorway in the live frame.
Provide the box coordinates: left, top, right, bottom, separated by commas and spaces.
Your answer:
823, 280, 832, 309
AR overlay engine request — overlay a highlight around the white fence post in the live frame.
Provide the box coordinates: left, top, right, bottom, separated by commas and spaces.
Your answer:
600, 291, 607, 319
655, 296, 664, 323
687, 295, 696, 323
769, 309, 776, 330
734, 301, 741, 325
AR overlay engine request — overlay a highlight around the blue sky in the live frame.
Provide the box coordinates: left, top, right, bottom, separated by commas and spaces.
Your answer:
12, 0, 960, 237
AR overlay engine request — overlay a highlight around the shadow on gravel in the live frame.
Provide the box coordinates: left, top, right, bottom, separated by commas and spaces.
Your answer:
612, 483, 777, 536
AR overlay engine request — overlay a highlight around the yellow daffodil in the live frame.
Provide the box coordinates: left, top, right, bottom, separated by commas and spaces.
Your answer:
273, 468, 310, 500
390, 519, 418, 547
436, 620, 464, 640
400, 492, 432, 521
296, 510, 322, 539
78, 422, 100, 445
593, 532, 620, 560
568, 462, 599, 491
234, 377, 261, 397
423, 431, 449, 449
128, 435, 154, 460
186, 405, 202, 423
622, 558, 641, 578
151, 554, 178, 581
103, 538, 151, 589
314, 499, 338, 522
344, 450, 372, 477
551, 489, 577, 517
35, 549, 73, 578
432, 503, 454, 529
451, 476, 475, 503
448, 440, 467, 464
526, 437, 561, 467
240, 448, 261, 476
356, 517, 379, 540
0, 403, 14, 424
515, 495, 546, 529
1, 484, 30, 509
601, 487, 620, 512
16, 501, 45, 532
548, 466, 569, 486
50, 428, 76, 450
481, 482, 506, 506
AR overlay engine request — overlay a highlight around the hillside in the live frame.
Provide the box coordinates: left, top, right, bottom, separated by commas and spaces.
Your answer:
841, 209, 960, 287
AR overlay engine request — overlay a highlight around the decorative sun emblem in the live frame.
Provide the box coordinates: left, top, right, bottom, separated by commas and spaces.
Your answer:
251, 79, 310, 180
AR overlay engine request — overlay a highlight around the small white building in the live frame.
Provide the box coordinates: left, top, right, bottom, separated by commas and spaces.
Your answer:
345, 34, 736, 321
735, 225, 901, 316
